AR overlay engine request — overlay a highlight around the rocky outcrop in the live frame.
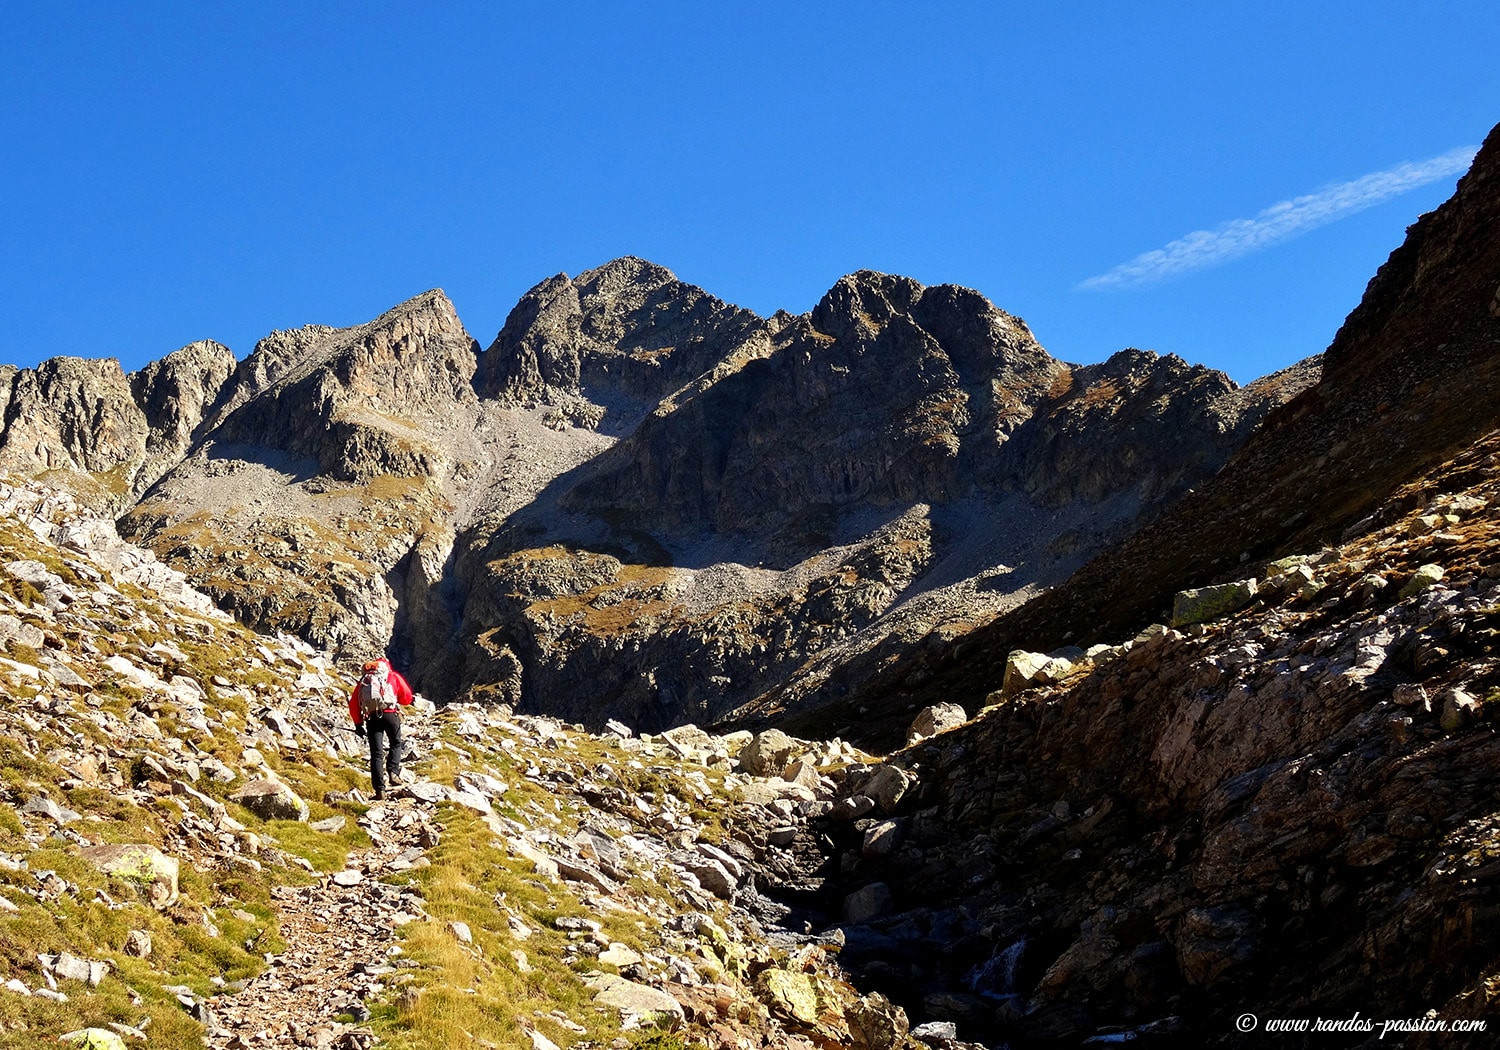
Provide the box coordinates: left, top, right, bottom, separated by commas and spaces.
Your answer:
474, 256, 768, 431
0, 343, 236, 514
116, 291, 487, 661
128, 340, 238, 495
207, 289, 480, 481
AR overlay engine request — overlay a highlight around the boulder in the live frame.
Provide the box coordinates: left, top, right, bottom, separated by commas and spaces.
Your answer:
230, 778, 309, 822
782, 758, 822, 790
844, 882, 893, 922
586, 973, 685, 1028
757, 968, 822, 1026
906, 702, 967, 744
863, 765, 912, 813
739, 729, 798, 777
19, 795, 81, 823
1170, 578, 1258, 627
0, 613, 44, 650
828, 795, 877, 822
862, 819, 904, 859
1001, 650, 1050, 696
848, 992, 911, 1050
1440, 687, 1480, 732
80, 843, 179, 909
1398, 563, 1445, 600
677, 853, 737, 898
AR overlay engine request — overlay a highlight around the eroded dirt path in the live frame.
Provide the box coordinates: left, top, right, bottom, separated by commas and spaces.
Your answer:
205, 767, 440, 1049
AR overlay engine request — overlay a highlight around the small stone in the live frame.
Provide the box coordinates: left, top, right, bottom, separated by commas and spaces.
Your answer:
123, 930, 152, 958
449, 920, 474, 945
330, 869, 363, 887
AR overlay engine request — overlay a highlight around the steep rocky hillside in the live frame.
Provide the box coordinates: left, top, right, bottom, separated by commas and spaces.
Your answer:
805, 426, 1500, 1047
0, 474, 951, 1050
0, 258, 1309, 733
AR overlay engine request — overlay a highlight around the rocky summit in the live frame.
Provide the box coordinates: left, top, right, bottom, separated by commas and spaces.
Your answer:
1, 123, 1500, 1049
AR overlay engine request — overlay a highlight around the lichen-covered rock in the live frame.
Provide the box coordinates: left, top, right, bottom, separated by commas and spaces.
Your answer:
1171, 578, 1259, 626
1398, 563, 1446, 599
80, 843, 179, 909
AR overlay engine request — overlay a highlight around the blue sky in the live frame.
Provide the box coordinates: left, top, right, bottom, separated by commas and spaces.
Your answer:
2, 2, 1496, 384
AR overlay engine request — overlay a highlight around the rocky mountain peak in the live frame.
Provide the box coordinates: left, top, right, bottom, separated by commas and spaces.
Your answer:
201, 289, 479, 482
808, 270, 926, 341
0, 346, 239, 512
1321, 122, 1500, 391
214, 288, 476, 425
129, 339, 238, 495
475, 257, 767, 430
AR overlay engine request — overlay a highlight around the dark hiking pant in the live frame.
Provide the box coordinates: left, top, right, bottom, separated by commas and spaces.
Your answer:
366, 710, 404, 796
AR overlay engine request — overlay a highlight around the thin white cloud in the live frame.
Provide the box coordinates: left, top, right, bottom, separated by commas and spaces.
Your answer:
1077, 145, 1479, 291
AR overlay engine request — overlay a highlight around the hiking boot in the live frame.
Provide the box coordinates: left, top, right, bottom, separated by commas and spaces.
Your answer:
373, 789, 386, 801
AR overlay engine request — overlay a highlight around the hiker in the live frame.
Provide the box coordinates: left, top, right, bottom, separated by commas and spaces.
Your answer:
348, 657, 414, 799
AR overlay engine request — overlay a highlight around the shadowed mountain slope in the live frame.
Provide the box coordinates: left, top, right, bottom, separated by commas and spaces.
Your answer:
781, 121, 1500, 749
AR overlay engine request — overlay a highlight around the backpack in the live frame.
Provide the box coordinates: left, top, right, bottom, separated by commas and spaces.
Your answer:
357, 669, 397, 719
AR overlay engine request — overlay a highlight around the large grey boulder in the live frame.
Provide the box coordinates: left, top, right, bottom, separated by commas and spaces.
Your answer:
585, 972, 685, 1028
844, 882, 894, 922
739, 729, 798, 777
230, 778, 310, 822
907, 702, 967, 744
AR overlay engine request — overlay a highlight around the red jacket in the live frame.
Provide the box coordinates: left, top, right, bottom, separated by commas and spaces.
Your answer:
348, 658, 414, 725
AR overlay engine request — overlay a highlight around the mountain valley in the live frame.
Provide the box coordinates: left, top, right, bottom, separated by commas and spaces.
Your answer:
1, 121, 1499, 1050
